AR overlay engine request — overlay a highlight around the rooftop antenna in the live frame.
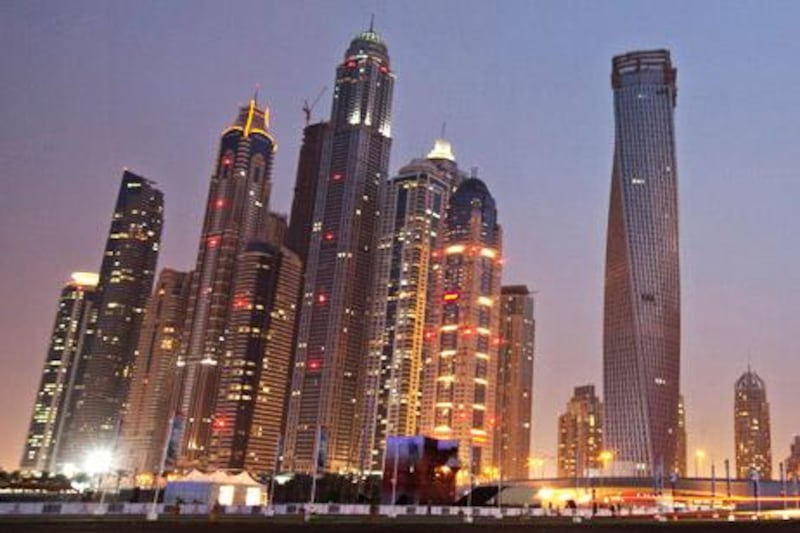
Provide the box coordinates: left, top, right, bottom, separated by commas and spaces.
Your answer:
440, 121, 447, 139
253, 84, 260, 104
302, 86, 328, 125
369, 13, 375, 31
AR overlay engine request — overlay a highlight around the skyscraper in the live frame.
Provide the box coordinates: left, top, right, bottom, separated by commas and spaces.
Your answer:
177, 98, 276, 467
421, 176, 503, 482
59, 171, 163, 468
557, 385, 603, 479
359, 140, 464, 473
21, 272, 99, 472
603, 50, 681, 476
287, 122, 329, 263
495, 285, 535, 480
210, 241, 302, 474
734, 368, 772, 480
786, 436, 800, 479
119, 268, 192, 476
283, 25, 395, 474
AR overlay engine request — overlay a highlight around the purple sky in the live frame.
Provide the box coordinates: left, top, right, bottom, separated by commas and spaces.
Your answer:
1, 0, 799, 474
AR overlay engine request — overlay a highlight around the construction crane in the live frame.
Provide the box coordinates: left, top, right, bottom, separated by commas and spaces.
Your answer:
302, 86, 327, 125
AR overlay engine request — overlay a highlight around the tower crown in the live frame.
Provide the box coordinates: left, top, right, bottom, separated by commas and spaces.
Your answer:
427, 138, 456, 162
345, 23, 389, 64
736, 368, 766, 391
226, 97, 275, 145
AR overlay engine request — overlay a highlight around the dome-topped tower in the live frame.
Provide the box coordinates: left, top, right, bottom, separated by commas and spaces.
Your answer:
447, 177, 500, 246
734, 366, 772, 480
345, 18, 389, 65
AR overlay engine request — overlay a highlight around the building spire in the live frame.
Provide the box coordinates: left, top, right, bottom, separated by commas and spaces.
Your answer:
253, 84, 260, 105
369, 13, 375, 32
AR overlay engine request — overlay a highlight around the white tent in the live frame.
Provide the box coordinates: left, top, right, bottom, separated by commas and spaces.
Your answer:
165, 470, 266, 506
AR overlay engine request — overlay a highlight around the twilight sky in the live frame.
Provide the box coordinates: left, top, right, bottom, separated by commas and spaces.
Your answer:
1, 0, 799, 474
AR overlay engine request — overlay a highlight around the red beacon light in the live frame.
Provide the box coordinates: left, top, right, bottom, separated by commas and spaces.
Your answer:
331, 173, 343, 182
324, 231, 335, 242
214, 198, 226, 209
317, 293, 328, 304
380, 65, 389, 74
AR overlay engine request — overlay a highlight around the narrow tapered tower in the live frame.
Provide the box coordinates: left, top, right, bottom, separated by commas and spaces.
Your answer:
603, 50, 681, 476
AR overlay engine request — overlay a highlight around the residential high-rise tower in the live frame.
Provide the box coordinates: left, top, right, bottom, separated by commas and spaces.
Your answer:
557, 385, 603, 478
421, 176, 503, 482
603, 50, 681, 476
734, 367, 772, 480
21, 272, 99, 472
209, 241, 302, 474
495, 285, 535, 480
119, 268, 192, 476
283, 25, 395, 473
59, 171, 163, 468
177, 98, 276, 466
359, 140, 463, 473
786, 436, 800, 480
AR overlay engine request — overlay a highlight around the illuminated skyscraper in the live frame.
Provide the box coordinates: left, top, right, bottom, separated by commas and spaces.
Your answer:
495, 285, 535, 480
557, 385, 603, 478
283, 25, 394, 473
59, 171, 163, 467
21, 272, 99, 472
734, 368, 772, 480
422, 176, 503, 481
603, 50, 681, 476
210, 242, 302, 474
177, 98, 276, 466
119, 268, 192, 475
359, 139, 463, 473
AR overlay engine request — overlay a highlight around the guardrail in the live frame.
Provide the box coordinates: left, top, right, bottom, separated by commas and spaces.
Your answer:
0, 501, 674, 519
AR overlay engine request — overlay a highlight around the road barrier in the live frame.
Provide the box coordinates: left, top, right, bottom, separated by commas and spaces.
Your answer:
0, 501, 690, 519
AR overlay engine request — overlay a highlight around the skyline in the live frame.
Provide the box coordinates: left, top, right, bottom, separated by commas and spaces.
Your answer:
2, 1, 800, 474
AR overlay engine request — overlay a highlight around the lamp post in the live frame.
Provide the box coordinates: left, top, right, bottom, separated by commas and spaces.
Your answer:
83, 449, 113, 515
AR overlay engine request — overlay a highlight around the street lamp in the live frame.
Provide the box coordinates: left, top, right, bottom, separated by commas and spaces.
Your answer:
694, 450, 706, 478
83, 449, 113, 476
83, 449, 113, 515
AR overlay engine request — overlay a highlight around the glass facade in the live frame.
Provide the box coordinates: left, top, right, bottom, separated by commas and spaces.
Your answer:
603, 50, 680, 475
176, 99, 276, 467
360, 143, 463, 473
21, 273, 98, 472
283, 26, 395, 474
58, 171, 163, 468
